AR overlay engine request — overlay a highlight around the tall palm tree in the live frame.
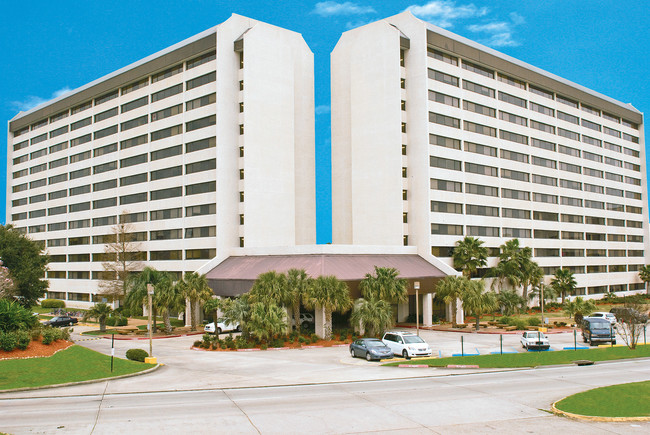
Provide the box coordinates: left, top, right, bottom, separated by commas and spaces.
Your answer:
359, 266, 408, 303
639, 265, 650, 295
551, 268, 577, 304
247, 301, 287, 342
221, 295, 250, 336
83, 303, 113, 332
286, 268, 312, 330
125, 266, 166, 332
304, 275, 352, 340
491, 239, 524, 292
350, 297, 393, 337
435, 276, 470, 326
497, 290, 525, 316
155, 274, 184, 334
453, 236, 488, 278
460, 280, 497, 331
563, 297, 596, 324
178, 272, 213, 331
249, 271, 292, 333
518, 248, 542, 306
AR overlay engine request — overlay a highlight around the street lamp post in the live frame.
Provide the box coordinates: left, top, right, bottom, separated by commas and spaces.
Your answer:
147, 283, 154, 358
415, 281, 420, 336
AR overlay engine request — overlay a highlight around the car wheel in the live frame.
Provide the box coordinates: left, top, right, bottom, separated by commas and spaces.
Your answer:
350, 349, 355, 358
589, 340, 594, 346
612, 340, 616, 345
302, 321, 310, 329
366, 352, 372, 361
402, 350, 410, 360
217, 327, 222, 334
69, 322, 73, 326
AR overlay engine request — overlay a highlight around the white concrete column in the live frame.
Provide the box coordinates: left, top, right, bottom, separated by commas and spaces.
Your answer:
423, 293, 433, 327
445, 301, 452, 322
456, 298, 465, 324
315, 305, 326, 338
397, 302, 409, 323
185, 297, 192, 327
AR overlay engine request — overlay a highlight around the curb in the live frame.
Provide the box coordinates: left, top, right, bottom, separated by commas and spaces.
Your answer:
396, 324, 571, 335
550, 400, 650, 422
0, 364, 161, 394
92, 331, 205, 340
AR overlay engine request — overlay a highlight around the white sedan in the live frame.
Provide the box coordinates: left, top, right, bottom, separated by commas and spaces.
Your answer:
520, 331, 550, 350
204, 321, 240, 334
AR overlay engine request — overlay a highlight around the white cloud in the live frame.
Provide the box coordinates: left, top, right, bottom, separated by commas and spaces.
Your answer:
466, 12, 525, 48
315, 105, 331, 115
10, 87, 72, 112
406, 1, 488, 28
344, 19, 376, 30
312, 1, 375, 17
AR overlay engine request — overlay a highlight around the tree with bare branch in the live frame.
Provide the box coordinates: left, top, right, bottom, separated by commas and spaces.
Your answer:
616, 303, 649, 349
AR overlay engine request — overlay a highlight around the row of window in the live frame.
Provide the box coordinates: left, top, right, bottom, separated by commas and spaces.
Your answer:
13, 51, 216, 139
427, 47, 640, 131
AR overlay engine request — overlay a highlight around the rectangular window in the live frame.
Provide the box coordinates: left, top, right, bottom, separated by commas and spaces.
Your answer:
119, 193, 147, 205
50, 125, 69, 138
70, 150, 91, 164
503, 228, 531, 238
429, 112, 460, 128
585, 216, 605, 225
121, 78, 148, 95
431, 201, 463, 214
559, 162, 581, 174
501, 169, 529, 182
462, 100, 495, 117
581, 119, 601, 132
186, 181, 216, 195
462, 60, 493, 78
186, 115, 216, 132
30, 163, 47, 174
498, 91, 527, 108
582, 135, 602, 147
70, 184, 91, 196
13, 140, 29, 152
70, 134, 91, 147
627, 205, 643, 214
151, 187, 182, 201
530, 102, 554, 117
530, 120, 555, 134
71, 102, 92, 115
559, 179, 581, 190
625, 162, 640, 172
93, 216, 116, 227
603, 126, 621, 138
428, 69, 459, 87
606, 187, 624, 197
502, 208, 531, 220
429, 134, 461, 150
49, 142, 67, 154
561, 196, 582, 207
585, 200, 605, 209
48, 205, 67, 216
533, 211, 558, 222
121, 115, 148, 131
121, 96, 148, 113
429, 90, 460, 107
120, 153, 147, 168
584, 167, 603, 178
186, 136, 216, 153
464, 121, 496, 137
625, 176, 641, 186
151, 64, 183, 83
185, 249, 216, 260
535, 249, 559, 257
466, 205, 499, 217
627, 220, 643, 228
94, 161, 117, 174
529, 85, 553, 99
562, 248, 584, 257
151, 144, 182, 161
49, 188, 67, 199
626, 191, 642, 200
31, 133, 47, 145
186, 159, 216, 175
467, 226, 499, 237
500, 149, 528, 163
557, 111, 579, 125
94, 90, 118, 106
94, 142, 118, 157
12, 183, 28, 193
561, 214, 583, 223
581, 104, 600, 116
532, 156, 556, 169
185, 226, 216, 238
465, 162, 498, 177
499, 130, 528, 144
14, 154, 29, 165
431, 224, 463, 235
605, 156, 622, 167
431, 179, 462, 192
586, 233, 606, 241
534, 229, 559, 239
151, 83, 183, 103
465, 141, 497, 157
186, 71, 216, 90
93, 197, 117, 209
558, 127, 579, 141
467, 183, 497, 197
608, 234, 626, 242
623, 133, 639, 144
186, 93, 216, 111
150, 207, 182, 221
497, 72, 526, 89
50, 173, 69, 184
430, 156, 461, 171
603, 112, 620, 123
50, 111, 69, 123
533, 193, 558, 204
501, 188, 529, 200
69, 202, 90, 213
186, 51, 216, 69
71, 117, 92, 131
583, 151, 602, 163
530, 138, 555, 151
150, 229, 182, 240
556, 95, 578, 108
151, 166, 182, 180
94, 125, 118, 140
29, 194, 46, 204
151, 104, 182, 122
185, 203, 216, 217
462, 80, 495, 97
120, 134, 148, 150
587, 249, 606, 257
151, 125, 182, 141
427, 47, 458, 65
120, 173, 148, 187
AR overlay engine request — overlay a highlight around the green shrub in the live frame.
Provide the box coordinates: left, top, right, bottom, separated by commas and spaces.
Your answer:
298, 336, 307, 344
224, 335, 236, 349
126, 348, 149, 362
310, 333, 319, 344
30, 327, 41, 341
115, 316, 128, 327
41, 327, 64, 344
527, 317, 541, 327
0, 332, 18, 351
270, 338, 285, 348
106, 317, 117, 327
40, 299, 66, 309
499, 316, 512, 325
193, 340, 202, 348
0, 298, 38, 332
512, 319, 527, 330
260, 343, 268, 350
16, 330, 31, 350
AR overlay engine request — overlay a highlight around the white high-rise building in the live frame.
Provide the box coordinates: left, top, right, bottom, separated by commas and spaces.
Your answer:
332, 12, 648, 297
6, 14, 315, 306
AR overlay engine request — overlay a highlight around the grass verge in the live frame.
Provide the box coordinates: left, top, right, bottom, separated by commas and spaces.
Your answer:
555, 380, 650, 417
383, 345, 650, 368
0, 345, 155, 390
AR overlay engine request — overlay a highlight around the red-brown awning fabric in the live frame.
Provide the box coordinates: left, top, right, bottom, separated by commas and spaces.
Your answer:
205, 254, 448, 296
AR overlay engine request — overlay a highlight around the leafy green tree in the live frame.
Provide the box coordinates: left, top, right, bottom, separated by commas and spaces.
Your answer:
286, 269, 312, 330
551, 268, 577, 304
563, 297, 596, 324
638, 265, 650, 296
0, 298, 37, 332
246, 301, 287, 342
453, 236, 488, 278
155, 276, 185, 334
221, 295, 250, 335
83, 303, 114, 332
248, 270, 294, 332
497, 290, 525, 316
518, 248, 542, 306
98, 217, 143, 302
304, 275, 352, 340
528, 282, 557, 308
359, 266, 408, 303
490, 239, 524, 292
435, 276, 470, 326
178, 272, 213, 331
0, 225, 49, 307
461, 280, 498, 331
350, 297, 393, 337
125, 267, 167, 332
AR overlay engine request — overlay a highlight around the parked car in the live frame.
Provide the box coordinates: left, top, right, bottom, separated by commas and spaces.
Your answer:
42, 316, 78, 327
349, 338, 394, 361
382, 331, 432, 359
581, 317, 616, 345
291, 313, 315, 329
520, 331, 550, 350
589, 312, 617, 324
204, 321, 240, 334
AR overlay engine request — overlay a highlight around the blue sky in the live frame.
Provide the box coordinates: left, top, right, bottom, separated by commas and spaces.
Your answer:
1, 1, 648, 244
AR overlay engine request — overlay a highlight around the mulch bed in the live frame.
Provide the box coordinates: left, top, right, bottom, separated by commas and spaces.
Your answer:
0, 339, 74, 360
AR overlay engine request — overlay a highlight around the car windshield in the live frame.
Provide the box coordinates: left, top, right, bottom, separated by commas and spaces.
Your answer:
529, 332, 546, 339
365, 340, 385, 347
403, 335, 425, 344
592, 322, 610, 330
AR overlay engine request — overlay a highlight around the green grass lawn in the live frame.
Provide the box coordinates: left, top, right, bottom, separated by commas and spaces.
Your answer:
384, 345, 650, 368
555, 380, 650, 417
0, 345, 155, 390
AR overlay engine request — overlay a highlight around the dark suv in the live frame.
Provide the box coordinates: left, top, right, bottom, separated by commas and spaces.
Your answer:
42, 316, 78, 327
581, 317, 615, 346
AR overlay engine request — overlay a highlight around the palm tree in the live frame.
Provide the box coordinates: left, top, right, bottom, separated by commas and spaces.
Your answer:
453, 236, 488, 278
350, 298, 393, 337
249, 271, 293, 332
83, 303, 113, 332
286, 268, 312, 330
460, 280, 498, 331
246, 301, 287, 342
490, 239, 524, 292
125, 267, 166, 332
497, 290, 525, 316
563, 297, 596, 324
435, 276, 470, 326
518, 249, 542, 307
359, 266, 408, 303
304, 275, 352, 340
551, 268, 577, 304
638, 265, 650, 295
178, 272, 213, 331
221, 295, 250, 336
155, 275, 185, 334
